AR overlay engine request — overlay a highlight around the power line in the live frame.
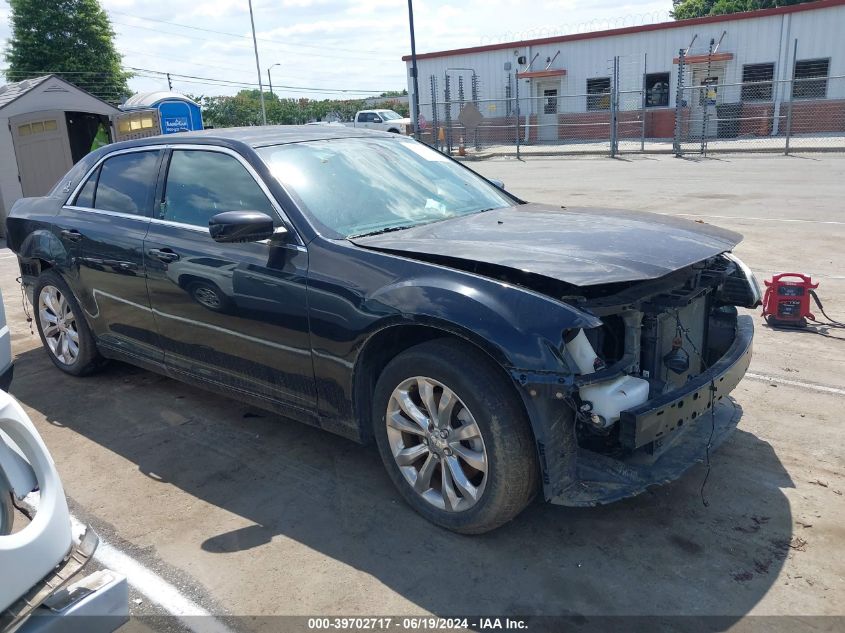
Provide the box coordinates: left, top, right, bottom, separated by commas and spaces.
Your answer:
110, 18, 389, 63
128, 67, 390, 94
108, 9, 393, 59
1, 67, 396, 95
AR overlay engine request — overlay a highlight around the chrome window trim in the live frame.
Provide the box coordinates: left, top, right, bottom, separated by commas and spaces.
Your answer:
62, 143, 306, 248
63, 145, 164, 210
61, 205, 152, 223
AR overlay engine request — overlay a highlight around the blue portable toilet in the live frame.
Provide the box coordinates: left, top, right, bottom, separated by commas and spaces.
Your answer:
121, 91, 203, 134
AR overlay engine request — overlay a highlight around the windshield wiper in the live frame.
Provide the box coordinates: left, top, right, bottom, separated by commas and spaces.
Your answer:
348, 224, 417, 239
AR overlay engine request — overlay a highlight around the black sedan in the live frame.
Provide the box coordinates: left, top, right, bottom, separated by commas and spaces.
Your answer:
5, 127, 759, 533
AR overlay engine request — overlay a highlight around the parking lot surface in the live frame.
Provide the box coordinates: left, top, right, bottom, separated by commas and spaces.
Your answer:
2, 153, 843, 629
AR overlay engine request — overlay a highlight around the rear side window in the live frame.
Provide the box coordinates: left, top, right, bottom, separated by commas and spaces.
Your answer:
93, 151, 160, 216
160, 150, 276, 228
74, 173, 98, 207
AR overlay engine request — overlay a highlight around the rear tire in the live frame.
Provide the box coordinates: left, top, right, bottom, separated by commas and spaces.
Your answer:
372, 338, 539, 534
33, 270, 104, 376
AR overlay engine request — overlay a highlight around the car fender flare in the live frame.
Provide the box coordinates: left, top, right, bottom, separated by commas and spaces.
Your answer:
16, 229, 71, 269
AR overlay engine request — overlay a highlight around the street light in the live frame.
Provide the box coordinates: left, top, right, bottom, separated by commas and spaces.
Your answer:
247, 0, 267, 125
268, 63, 281, 98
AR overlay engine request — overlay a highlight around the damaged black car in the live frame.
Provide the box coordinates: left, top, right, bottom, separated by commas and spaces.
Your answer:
5, 127, 760, 533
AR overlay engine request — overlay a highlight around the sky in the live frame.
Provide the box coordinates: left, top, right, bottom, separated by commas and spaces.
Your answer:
0, 0, 672, 100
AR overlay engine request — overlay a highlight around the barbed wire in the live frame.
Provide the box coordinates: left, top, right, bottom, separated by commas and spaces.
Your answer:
0, 67, 395, 97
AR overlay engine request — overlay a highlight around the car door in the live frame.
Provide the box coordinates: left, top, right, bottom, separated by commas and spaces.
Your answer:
358, 112, 374, 129
57, 147, 164, 363
143, 146, 316, 409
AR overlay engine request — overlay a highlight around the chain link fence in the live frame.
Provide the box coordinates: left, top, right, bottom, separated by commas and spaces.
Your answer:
415, 46, 845, 158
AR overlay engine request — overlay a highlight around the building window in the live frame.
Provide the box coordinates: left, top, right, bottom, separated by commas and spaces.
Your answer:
587, 77, 611, 111
644, 72, 670, 107
741, 63, 775, 101
793, 58, 829, 100
543, 88, 558, 114
505, 82, 512, 116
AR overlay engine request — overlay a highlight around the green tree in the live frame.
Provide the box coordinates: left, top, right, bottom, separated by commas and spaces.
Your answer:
4, 0, 130, 104
672, 0, 813, 20
193, 90, 409, 128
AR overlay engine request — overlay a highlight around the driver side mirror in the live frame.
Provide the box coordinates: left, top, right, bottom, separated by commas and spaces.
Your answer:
209, 211, 276, 243
372, 116, 382, 123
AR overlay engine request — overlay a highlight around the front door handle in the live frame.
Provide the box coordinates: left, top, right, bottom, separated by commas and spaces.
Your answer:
60, 229, 83, 242
148, 248, 180, 264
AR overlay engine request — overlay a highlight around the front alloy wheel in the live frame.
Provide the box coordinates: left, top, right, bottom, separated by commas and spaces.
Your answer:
38, 285, 80, 365
386, 377, 488, 512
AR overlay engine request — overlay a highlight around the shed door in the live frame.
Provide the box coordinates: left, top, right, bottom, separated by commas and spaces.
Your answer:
10, 111, 74, 197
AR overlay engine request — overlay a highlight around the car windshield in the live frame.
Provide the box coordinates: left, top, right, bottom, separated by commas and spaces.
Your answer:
257, 138, 513, 238
378, 110, 402, 120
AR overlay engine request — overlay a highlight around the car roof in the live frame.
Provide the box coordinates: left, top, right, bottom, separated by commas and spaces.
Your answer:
110, 125, 395, 152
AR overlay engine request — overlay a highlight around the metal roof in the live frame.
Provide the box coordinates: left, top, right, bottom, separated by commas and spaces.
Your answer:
122, 91, 199, 109
401, 0, 845, 61
0, 75, 52, 111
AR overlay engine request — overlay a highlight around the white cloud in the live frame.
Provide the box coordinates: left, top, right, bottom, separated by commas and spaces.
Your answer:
1, 0, 676, 98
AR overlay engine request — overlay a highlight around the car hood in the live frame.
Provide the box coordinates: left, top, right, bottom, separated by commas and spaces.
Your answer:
351, 204, 742, 287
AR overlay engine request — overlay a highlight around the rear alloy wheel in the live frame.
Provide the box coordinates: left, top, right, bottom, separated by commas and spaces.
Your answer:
38, 285, 80, 366
33, 271, 103, 376
386, 376, 488, 512
373, 339, 539, 533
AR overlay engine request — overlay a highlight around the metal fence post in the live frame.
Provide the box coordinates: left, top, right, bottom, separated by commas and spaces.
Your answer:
700, 38, 715, 156
444, 73, 452, 154
515, 75, 521, 159
784, 39, 797, 155
610, 56, 618, 157
673, 48, 686, 157
471, 72, 480, 150
431, 76, 440, 151
641, 52, 647, 152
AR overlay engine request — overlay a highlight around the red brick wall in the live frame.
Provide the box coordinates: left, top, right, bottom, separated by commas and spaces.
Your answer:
556, 108, 675, 140
786, 99, 845, 134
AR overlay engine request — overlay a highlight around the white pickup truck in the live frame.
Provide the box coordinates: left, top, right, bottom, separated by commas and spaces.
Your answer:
347, 109, 411, 134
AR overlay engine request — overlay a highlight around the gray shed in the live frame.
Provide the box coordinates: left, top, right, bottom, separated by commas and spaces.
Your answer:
0, 75, 120, 228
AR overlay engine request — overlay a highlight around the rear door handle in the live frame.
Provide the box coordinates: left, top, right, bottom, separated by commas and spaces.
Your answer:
60, 229, 83, 242
148, 248, 180, 263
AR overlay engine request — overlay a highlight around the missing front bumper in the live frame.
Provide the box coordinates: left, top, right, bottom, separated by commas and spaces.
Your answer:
549, 315, 753, 507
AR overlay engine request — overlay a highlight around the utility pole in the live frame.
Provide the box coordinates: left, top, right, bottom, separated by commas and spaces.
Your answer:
407, 0, 421, 140
247, 0, 267, 125
268, 63, 281, 98
166, 73, 172, 91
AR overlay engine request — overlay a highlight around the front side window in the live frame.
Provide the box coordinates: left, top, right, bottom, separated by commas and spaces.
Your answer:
587, 77, 611, 111
258, 137, 513, 238
160, 150, 276, 228
92, 151, 160, 216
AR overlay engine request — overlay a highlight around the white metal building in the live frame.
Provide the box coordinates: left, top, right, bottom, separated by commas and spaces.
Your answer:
0, 75, 119, 226
404, 0, 845, 143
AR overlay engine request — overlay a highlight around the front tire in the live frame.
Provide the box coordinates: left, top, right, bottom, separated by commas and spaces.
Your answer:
33, 270, 103, 376
373, 339, 539, 533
